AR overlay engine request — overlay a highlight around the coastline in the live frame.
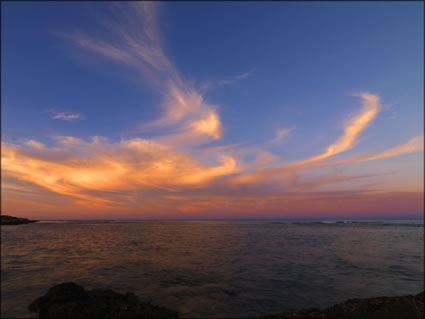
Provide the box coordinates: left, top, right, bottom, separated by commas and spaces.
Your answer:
1, 215, 38, 225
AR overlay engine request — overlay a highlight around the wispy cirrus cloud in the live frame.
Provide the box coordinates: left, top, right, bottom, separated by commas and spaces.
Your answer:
360, 135, 424, 162
55, 2, 223, 146
2, 2, 422, 218
2, 92, 423, 216
51, 111, 83, 121
271, 127, 294, 144
199, 69, 255, 92
299, 93, 380, 164
233, 69, 255, 80
229, 93, 421, 188
297, 134, 424, 170
23, 139, 47, 150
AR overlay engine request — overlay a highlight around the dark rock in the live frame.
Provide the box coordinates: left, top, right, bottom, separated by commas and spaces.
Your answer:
1, 214, 37, 225
257, 291, 424, 318
29, 283, 423, 319
29, 282, 178, 319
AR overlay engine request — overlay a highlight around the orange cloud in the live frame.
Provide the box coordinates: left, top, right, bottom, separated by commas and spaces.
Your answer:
2, 2, 422, 218
305, 134, 425, 170
300, 93, 380, 164
1, 137, 240, 208
230, 94, 382, 186
190, 110, 223, 139
360, 135, 424, 162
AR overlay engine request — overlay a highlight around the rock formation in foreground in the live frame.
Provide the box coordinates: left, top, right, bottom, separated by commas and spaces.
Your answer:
1, 215, 37, 225
28, 282, 178, 319
257, 291, 424, 319
29, 282, 423, 319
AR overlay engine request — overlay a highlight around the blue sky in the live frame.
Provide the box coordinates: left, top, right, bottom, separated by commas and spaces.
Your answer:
2, 2, 424, 218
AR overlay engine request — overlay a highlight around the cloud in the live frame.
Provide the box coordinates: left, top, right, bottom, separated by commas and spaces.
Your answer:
190, 110, 223, 139
360, 135, 424, 162
228, 93, 418, 187
1, 136, 241, 207
199, 69, 255, 92
234, 69, 255, 80
201, 143, 245, 154
51, 112, 83, 121
3, 96, 423, 216
305, 134, 425, 169
271, 127, 294, 144
300, 93, 380, 164
24, 140, 46, 150
56, 2, 223, 146
54, 2, 179, 88
3, 2, 422, 218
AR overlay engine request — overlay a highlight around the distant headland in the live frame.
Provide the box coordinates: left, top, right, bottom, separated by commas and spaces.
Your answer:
1, 215, 38, 225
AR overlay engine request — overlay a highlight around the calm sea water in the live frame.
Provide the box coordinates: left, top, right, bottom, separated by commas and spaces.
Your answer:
1, 220, 424, 318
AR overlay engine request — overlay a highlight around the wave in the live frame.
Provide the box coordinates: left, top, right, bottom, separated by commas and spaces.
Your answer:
271, 220, 424, 227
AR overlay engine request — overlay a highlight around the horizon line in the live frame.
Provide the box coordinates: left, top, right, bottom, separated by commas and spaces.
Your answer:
26, 217, 425, 221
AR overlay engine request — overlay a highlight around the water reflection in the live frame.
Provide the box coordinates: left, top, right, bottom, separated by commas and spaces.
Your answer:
1, 220, 424, 318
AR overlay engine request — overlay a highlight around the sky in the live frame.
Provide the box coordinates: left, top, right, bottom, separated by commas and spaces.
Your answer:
1, 1, 424, 219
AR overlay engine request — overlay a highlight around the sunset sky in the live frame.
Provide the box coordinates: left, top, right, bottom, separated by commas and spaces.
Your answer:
2, 1, 424, 219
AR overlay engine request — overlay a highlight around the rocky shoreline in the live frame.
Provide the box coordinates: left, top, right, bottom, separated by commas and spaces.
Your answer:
256, 291, 424, 318
29, 282, 424, 319
29, 282, 178, 319
1, 215, 38, 225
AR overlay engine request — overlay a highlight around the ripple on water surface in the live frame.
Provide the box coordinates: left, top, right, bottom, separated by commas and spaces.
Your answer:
1, 220, 424, 318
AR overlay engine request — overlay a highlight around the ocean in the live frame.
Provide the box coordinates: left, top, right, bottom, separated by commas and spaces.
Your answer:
1, 220, 424, 318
